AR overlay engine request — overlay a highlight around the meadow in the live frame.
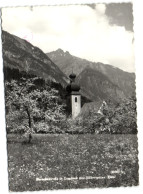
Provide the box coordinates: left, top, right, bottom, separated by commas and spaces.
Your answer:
7, 134, 138, 191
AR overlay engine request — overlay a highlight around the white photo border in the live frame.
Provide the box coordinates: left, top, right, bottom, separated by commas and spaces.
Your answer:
0, 0, 143, 194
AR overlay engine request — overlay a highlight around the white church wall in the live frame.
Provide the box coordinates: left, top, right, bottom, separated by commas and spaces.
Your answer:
71, 95, 81, 119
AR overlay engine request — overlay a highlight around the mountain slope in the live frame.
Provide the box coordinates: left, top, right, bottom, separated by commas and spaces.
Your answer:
89, 63, 135, 97
47, 49, 88, 75
76, 67, 125, 102
2, 31, 68, 86
47, 49, 135, 98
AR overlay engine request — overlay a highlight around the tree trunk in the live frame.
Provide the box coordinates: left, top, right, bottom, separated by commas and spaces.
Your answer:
25, 107, 32, 128
28, 133, 32, 143
25, 107, 32, 143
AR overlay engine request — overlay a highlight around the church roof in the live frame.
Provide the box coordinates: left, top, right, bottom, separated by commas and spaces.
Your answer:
66, 73, 80, 93
66, 82, 80, 93
69, 73, 76, 79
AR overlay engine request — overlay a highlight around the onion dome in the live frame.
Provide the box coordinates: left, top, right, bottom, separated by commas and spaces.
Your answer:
71, 82, 80, 91
66, 72, 80, 94
66, 83, 80, 93
66, 81, 80, 93
69, 73, 76, 79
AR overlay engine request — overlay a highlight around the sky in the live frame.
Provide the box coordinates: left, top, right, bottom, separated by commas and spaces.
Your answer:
1, 3, 135, 72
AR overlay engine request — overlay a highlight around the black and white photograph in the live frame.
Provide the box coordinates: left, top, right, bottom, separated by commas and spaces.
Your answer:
0, 1, 139, 192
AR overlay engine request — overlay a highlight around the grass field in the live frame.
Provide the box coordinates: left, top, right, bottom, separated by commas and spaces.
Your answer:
7, 134, 138, 191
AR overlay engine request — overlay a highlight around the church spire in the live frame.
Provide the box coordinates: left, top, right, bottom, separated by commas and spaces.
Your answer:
66, 72, 81, 118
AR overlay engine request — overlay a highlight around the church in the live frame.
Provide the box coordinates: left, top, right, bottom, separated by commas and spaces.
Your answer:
66, 72, 108, 119
66, 73, 81, 119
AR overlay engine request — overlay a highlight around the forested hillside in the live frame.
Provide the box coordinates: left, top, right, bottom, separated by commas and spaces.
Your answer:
2, 31, 68, 86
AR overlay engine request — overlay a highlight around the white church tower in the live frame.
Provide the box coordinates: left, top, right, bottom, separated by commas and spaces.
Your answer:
66, 73, 81, 119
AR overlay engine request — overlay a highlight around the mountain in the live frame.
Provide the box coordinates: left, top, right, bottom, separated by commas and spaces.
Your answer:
47, 49, 136, 98
47, 49, 87, 75
76, 67, 125, 102
2, 31, 68, 86
89, 63, 135, 98
2, 30, 135, 105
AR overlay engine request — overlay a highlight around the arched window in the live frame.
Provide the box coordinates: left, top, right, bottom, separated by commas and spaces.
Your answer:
75, 97, 77, 102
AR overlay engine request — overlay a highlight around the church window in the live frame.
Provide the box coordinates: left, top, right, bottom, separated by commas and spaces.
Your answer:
75, 97, 77, 102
